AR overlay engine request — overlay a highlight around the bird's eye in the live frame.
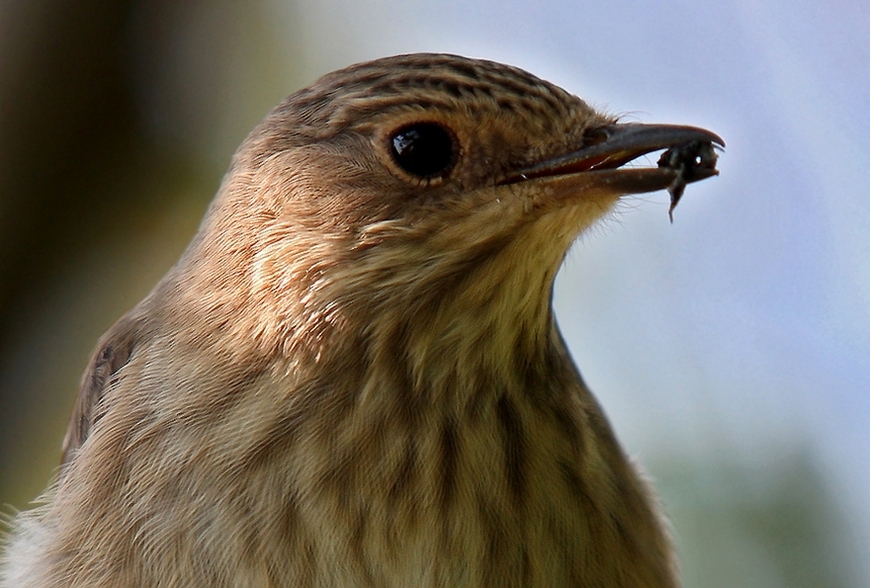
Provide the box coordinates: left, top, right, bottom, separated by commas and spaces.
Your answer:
389, 123, 456, 180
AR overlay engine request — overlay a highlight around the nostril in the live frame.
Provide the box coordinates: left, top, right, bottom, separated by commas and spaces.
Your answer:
582, 127, 609, 147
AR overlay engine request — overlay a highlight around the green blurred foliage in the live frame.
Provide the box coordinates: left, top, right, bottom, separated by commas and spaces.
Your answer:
659, 450, 858, 588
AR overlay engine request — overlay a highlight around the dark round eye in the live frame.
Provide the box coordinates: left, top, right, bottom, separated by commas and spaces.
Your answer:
389, 122, 456, 179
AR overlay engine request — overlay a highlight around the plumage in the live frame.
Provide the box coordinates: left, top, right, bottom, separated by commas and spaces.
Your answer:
1, 53, 721, 587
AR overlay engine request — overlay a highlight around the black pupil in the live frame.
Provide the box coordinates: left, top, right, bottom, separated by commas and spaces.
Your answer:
390, 123, 454, 179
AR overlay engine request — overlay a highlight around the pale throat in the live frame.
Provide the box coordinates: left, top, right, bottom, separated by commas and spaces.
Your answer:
352, 226, 576, 403
272, 198, 605, 399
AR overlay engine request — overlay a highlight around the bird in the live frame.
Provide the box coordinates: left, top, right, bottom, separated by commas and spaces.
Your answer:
1, 53, 721, 587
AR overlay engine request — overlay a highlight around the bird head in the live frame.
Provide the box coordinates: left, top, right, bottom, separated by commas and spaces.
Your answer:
175, 54, 721, 381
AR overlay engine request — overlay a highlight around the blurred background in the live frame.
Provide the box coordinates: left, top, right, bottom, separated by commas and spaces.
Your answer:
1, 0, 868, 585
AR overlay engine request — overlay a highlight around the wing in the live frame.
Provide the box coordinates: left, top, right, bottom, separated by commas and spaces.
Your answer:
61, 316, 139, 467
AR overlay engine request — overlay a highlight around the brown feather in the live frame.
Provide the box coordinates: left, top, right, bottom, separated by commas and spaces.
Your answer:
1, 53, 722, 588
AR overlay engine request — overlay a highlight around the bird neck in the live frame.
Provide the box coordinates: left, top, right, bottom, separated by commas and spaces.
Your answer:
241, 200, 585, 406
324, 221, 570, 412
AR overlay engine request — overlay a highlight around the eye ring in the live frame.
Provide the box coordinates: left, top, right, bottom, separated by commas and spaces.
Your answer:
388, 122, 457, 182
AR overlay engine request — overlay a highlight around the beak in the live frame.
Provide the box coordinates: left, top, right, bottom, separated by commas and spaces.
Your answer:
499, 123, 724, 219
